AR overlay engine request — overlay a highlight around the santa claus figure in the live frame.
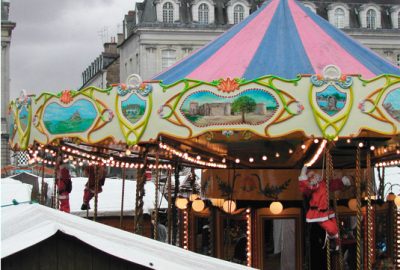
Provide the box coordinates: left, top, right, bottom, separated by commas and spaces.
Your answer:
56, 164, 72, 213
81, 165, 106, 210
299, 165, 351, 251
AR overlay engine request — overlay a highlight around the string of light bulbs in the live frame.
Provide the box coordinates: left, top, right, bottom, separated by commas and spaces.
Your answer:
159, 142, 227, 168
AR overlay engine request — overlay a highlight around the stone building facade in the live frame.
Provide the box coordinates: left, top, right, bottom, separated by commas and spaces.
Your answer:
1, 0, 16, 167
116, 0, 399, 84
80, 41, 120, 89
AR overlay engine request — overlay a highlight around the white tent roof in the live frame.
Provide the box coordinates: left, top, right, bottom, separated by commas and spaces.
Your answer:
1, 204, 254, 270
69, 177, 168, 217
1, 178, 32, 206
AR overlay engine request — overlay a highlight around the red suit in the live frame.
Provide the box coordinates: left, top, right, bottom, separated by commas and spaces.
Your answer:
299, 166, 351, 247
81, 165, 106, 210
57, 167, 72, 213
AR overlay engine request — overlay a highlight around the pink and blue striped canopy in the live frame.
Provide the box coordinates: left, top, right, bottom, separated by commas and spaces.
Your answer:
154, 0, 400, 84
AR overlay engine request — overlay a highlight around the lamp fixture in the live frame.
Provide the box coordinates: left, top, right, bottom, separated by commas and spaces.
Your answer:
223, 200, 237, 213
270, 201, 283, 215
175, 197, 189, 210
348, 198, 357, 211
210, 198, 225, 208
192, 199, 206, 212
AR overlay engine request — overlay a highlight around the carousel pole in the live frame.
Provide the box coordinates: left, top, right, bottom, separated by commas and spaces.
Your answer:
153, 152, 160, 240
327, 145, 344, 270
172, 162, 180, 246
377, 167, 383, 201
366, 151, 373, 270
40, 152, 46, 205
208, 204, 215, 256
52, 149, 60, 208
167, 169, 172, 244
325, 148, 331, 270
355, 146, 362, 270
94, 163, 99, 222
134, 147, 149, 235
120, 166, 126, 229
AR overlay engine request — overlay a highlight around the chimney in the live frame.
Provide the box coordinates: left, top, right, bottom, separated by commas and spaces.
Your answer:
103, 40, 117, 54
117, 33, 124, 46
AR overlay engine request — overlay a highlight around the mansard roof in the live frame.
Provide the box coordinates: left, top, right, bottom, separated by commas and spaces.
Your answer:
154, 0, 400, 84
308, 0, 400, 29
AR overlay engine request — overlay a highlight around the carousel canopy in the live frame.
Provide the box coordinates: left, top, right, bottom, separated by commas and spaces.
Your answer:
154, 0, 400, 84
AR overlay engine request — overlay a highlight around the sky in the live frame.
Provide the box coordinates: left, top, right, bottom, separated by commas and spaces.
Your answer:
9, 0, 135, 100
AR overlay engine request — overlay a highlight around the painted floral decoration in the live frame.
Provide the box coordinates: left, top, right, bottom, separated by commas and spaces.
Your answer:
16, 90, 32, 109
158, 105, 170, 118
296, 102, 305, 114
310, 75, 326, 87
358, 101, 366, 113
60, 90, 73, 104
138, 83, 153, 97
217, 78, 240, 93
117, 83, 132, 96
33, 115, 39, 126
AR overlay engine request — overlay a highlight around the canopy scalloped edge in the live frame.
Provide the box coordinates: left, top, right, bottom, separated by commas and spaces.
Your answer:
9, 69, 400, 150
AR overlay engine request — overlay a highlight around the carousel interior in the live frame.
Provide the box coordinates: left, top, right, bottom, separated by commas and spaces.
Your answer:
22, 131, 400, 270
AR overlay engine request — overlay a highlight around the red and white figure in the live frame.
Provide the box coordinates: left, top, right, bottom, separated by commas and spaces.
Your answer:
81, 165, 106, 210
145, 170, 152, 181
298, 165, 351, 250
57, 164, 72, 213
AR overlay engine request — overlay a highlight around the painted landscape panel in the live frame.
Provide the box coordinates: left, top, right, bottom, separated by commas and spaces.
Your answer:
19, 106, 29, 131
180, 89, 278, 127
383, 88, 400, 122
316, 85, 346, 116
121, 94, 146, 125
43, 100, 97, 134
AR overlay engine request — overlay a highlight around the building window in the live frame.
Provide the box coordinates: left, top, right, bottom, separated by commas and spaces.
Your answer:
397, 54, 400, 66
303, 4, 316, 13
234, 5, 244, 24
163, 2, 174, 23
366, 9, 376, 29
162, 49, 176, 70
398, 11, 400, 28
198, 3, 209, 24
334, 8, 345, 28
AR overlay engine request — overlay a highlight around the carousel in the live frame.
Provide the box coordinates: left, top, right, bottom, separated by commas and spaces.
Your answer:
8, 0, 400, 269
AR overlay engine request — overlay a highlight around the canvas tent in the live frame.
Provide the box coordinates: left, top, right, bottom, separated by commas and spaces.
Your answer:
1, 204, 255, 270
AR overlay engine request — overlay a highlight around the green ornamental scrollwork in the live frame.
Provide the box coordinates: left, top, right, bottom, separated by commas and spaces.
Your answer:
158, 75, 304, 137
309, 66, 354, 141
115, 75, 153, 146
34, 86, 113, 144
14, 91, 32, 150
358, 75, 400, 133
